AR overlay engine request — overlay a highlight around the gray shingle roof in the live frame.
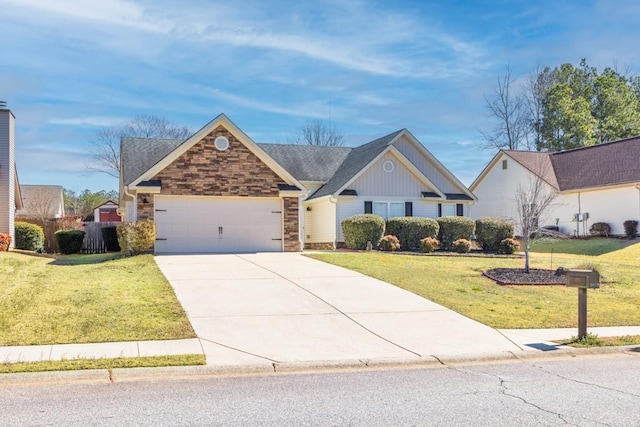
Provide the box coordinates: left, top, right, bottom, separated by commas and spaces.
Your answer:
257, 144, 351, 182
307, 130, 404, 200
121, 137, 184, 186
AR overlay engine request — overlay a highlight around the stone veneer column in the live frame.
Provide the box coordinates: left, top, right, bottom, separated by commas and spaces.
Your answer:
136, 194, 155, 221
283, 197, 301, 251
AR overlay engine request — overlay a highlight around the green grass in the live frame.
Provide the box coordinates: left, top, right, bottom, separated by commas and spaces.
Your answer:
0, 252, 195, 346
558, 333, 640, 348
529, 237, 629, 256
0, 354, 205, 374
309, 241, 640, 329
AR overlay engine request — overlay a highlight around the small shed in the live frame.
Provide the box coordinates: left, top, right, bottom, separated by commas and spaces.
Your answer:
93, 201, 121, 222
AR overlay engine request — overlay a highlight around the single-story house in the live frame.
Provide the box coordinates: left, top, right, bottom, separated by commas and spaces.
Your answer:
93, 200, 121, 222
120, 113, 475, 253
0, 103, 23, 247
470, 136, 640, 236
16, 185, 65, 220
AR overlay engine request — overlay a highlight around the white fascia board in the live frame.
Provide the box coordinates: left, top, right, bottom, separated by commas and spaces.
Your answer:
279, 189, 306, 197
129, 113, 305, 190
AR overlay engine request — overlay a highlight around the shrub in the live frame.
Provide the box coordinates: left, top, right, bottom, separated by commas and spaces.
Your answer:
14, 221, 45, 251
0, 233, 11, 251
437, 217, 475, 251
498, 238, 519, 255
475, 217, 514, 252
341, 214, 385, 250
385, 217, 439, 251
101, 226, 121, 252
623, 220, 638, 238
117, 220, 157, 254
55, 230, 85, 254
452, 238, 471, 254
589, 222, 611, 237
419, 237, 439, 253
378, 235, 400, 251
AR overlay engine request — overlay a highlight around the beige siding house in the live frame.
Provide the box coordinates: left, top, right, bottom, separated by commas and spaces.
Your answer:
470, 137, 640, 236
120, 114, 475, 253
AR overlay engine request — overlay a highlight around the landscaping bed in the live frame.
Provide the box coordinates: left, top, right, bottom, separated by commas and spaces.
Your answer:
483, 268, 566, 285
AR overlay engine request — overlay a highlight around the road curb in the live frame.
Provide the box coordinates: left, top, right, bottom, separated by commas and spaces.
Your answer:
0, 345, 637, 385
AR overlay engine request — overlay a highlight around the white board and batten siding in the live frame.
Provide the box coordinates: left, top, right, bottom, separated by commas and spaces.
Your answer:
394, 137, 460, 193
154, 196, 282, 253
351, 151, 428, 197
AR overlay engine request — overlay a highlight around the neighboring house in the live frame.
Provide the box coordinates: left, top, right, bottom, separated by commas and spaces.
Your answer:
0, 102, 23, 248
93, 200, 121, 222
16, 185, 65, 220
120, 113, 475, 254
470, 136, 640, 236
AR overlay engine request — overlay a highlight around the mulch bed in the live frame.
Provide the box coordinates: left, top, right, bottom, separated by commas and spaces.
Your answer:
483, 268, 567, 286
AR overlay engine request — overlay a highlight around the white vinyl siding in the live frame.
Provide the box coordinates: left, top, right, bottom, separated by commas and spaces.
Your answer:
304, 198, 336, 243
154, 196, 282, 253
394, 137, 460, 193
350, 151, 433, 197
0, 110, 15, 247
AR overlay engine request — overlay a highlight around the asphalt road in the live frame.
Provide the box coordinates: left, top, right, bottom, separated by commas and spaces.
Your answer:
1, 353, 639, 426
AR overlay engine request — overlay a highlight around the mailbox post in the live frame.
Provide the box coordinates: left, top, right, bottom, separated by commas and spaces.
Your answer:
565, 269, 600, 339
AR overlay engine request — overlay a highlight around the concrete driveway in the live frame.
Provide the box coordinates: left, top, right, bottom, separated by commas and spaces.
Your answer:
155, 253, 524, 368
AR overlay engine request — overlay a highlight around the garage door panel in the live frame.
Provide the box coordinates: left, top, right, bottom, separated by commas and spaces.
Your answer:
154, 197, 283, 254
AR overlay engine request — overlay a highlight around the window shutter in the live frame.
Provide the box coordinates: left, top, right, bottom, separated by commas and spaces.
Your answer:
364, 201, 372, 214
438, 203, 442, 217
405, 202, 413, 217
456, 204, 464, 216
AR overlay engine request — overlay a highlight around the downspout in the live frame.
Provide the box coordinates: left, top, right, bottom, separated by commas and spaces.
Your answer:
329, 196, 338, 249
636, 184, 640, 220
123, 186, 136, 222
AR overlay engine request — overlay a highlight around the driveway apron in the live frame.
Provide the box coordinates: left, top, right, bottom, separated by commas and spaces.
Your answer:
155, 253, 523, 366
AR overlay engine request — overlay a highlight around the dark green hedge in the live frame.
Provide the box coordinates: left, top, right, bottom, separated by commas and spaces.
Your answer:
437, 217, 475, 251
341, 214, 385, 250
385, 217, 439, 251
55, 230, 85, 255
15, 222, 44, 251
475, 217, 514, 252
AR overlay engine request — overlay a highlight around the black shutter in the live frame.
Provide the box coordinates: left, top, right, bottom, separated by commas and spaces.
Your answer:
364, 201, 373, 214
438, 203, 442, 217
456, 203, 464, 216
405, 202, 413, 217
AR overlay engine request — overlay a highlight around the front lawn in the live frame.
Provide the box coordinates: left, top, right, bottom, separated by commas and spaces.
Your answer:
309, 242, 640, 329
0, 252, 195, 346
529, 237, 630, 256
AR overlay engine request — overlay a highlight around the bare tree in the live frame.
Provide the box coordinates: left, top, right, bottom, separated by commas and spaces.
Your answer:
291, 119, 345, 147
86, 114, 192, 177
480, 66, 531, 151
514, 159, 558, 272
20, 187, 59, 220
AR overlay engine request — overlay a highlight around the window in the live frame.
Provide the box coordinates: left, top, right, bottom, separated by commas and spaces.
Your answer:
370, 201, 406, 219
441, 204, 456, 217
502, 159, 508, 170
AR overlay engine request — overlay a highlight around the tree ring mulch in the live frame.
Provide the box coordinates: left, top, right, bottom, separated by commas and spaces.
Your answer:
483, 268, 567, 286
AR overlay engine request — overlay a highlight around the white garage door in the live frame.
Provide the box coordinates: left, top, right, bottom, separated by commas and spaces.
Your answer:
154, 196, 283, 254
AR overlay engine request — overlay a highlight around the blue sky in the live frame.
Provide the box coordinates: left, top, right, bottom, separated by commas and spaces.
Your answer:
2, 0, 640, 193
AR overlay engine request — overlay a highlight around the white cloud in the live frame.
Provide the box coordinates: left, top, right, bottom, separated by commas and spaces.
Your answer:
48, 116, 128, 127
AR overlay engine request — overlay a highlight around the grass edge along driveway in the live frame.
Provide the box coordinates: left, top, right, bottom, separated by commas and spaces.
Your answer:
309, 241, 640, 329
0, 252, 195, 347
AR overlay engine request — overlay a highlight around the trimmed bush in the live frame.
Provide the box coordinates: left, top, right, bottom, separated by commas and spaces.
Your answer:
341, 214, 385, 250
475, 217, 514, 252
0, 233, 11, 251
117, 220, 157, 254
101, 226, 121, 252
378, 235, 400, 251
437, 217, 475, 251
623, 220, 638, 238
14, 221, 45, 251
452, 238, 471, 254
589, 222, 611, 237
385, 217, 439, 251
55, 230, 85, 254
498, 238, 519, 255
419, 237, 439, 253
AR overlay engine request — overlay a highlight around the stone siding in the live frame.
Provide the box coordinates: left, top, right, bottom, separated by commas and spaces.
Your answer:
283, 197, 301, 252
304, 242, 335, 251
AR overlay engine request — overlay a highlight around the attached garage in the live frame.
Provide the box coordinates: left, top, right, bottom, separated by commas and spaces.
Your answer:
154, 196, 283, 254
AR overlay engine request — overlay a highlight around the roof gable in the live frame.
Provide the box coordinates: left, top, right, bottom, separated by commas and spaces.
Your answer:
503, 151, 558, 189
258, 144, 351, 182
